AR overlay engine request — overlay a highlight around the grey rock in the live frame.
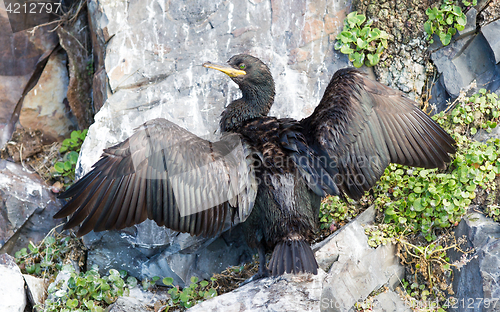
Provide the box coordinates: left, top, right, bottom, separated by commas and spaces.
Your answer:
320, 238, 404, 311
79, 0, 352, 286
0, 18, 59, 149
375, 39, 427, 100
0, 253, 26, 312
482, 19, 500, 65
318, 206, 404, 312
187, 271, 326, 312
84, 222, 253, 287
449, 211, 500, 312
19, 50, 77, 142
473, 125, 500, 143
428, 75, 452, 114
108, 286, 170, 312
0, 160, 64, 253
431, 33, 500, 97
372, 290, 411, 312
313, 206, 375, 272
459, 8, 477, 36
23, 274, 47, 307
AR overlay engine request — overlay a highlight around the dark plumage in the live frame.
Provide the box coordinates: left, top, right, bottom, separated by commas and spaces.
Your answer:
54, 54, 456, 278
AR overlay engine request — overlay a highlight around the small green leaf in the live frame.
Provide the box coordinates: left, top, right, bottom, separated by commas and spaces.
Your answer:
356, 38, 367, 49
162, 277, 174, 286
446, 14, 454, 24
426, 7, 438, 20
340, 44, 354, 55
68, 151, 79, 164
439, 32, 452, 45
200, 280, 209, 287
54, 162, 65, 173
424, 20, 433, 35
63, 161, 72, 171
356, 14, 366, 26
456, 14, 467, 26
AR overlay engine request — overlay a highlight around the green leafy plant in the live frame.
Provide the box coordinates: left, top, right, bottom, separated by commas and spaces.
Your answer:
41, 265, 135, 312
54, 151, 79, 179
335, 11, 389, 68
60, 130, 88, 153
14, 227, 85, 278
364, 224, 397, 248
319, 196, 361, 230
162, 276, 218, 309
424, 0, 476, 46
53, 129, 88, 182
462, 0, 477, 6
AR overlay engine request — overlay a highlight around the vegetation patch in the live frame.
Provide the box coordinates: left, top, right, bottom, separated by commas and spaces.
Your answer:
14, 227, 86, 279
53, 129, 88, 185
42, 265, 134, 312
335, 11, 389, 68
424, 0, 475, 46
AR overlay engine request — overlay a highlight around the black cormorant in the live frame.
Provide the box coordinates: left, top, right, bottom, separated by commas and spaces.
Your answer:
54, 54, 456, 278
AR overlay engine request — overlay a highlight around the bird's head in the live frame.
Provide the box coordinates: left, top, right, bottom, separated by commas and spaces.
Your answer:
203, 54, 275, 131
203, 54, 272, 86
203, 54, 275, 105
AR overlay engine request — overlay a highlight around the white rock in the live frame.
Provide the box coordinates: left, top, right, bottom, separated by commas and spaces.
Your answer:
0, 254, 26, 312
23, 274, 47, 307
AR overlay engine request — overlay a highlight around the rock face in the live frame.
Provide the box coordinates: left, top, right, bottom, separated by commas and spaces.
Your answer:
0, 160, 64, 255
0, 254, 26, 312
19, 51, 76, 142
189, 271, 326, 312
108, 287, 170, 312
430, 7, 500, 108
79, 0, 352, 286
481, 19, 500, 65
23, 274, 47, 308
186, 206, 407, 312
449, 211, 500, 312
0, 3, 59, 149
83, 222, 253, 288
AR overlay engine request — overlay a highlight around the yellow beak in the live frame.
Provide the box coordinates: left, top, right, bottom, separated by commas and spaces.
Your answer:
203, 62, 246, 78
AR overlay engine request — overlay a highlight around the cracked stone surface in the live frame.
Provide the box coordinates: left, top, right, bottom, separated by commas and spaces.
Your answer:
0, 160, 63, 254
449, 211, 500, 312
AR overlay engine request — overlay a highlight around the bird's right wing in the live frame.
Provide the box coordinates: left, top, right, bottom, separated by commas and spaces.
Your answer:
54, 118, 258, 237
301, 68, 456, 200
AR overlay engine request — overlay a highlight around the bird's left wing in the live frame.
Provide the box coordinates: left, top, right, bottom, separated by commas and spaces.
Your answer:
54, 118, 257, 237
301, 68, 456, 200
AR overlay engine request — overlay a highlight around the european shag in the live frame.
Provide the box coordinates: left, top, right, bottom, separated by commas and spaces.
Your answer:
54, 54, 456, 277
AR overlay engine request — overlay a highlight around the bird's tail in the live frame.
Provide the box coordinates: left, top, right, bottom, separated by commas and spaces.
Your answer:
268, 234, 318, 276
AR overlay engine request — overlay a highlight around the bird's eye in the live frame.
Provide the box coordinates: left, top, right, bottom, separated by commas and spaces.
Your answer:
239, 63, 246, 70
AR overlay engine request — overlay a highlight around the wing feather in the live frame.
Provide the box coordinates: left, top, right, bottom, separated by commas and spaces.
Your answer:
55, 118, 257, 238
301, 68, 456, 200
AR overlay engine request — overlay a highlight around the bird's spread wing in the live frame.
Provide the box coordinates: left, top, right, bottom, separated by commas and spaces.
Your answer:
301, 68, 456, 200
55, 118, 258, 237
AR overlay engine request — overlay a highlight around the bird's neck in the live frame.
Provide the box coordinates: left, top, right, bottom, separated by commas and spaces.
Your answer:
220, 80, 275, 132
